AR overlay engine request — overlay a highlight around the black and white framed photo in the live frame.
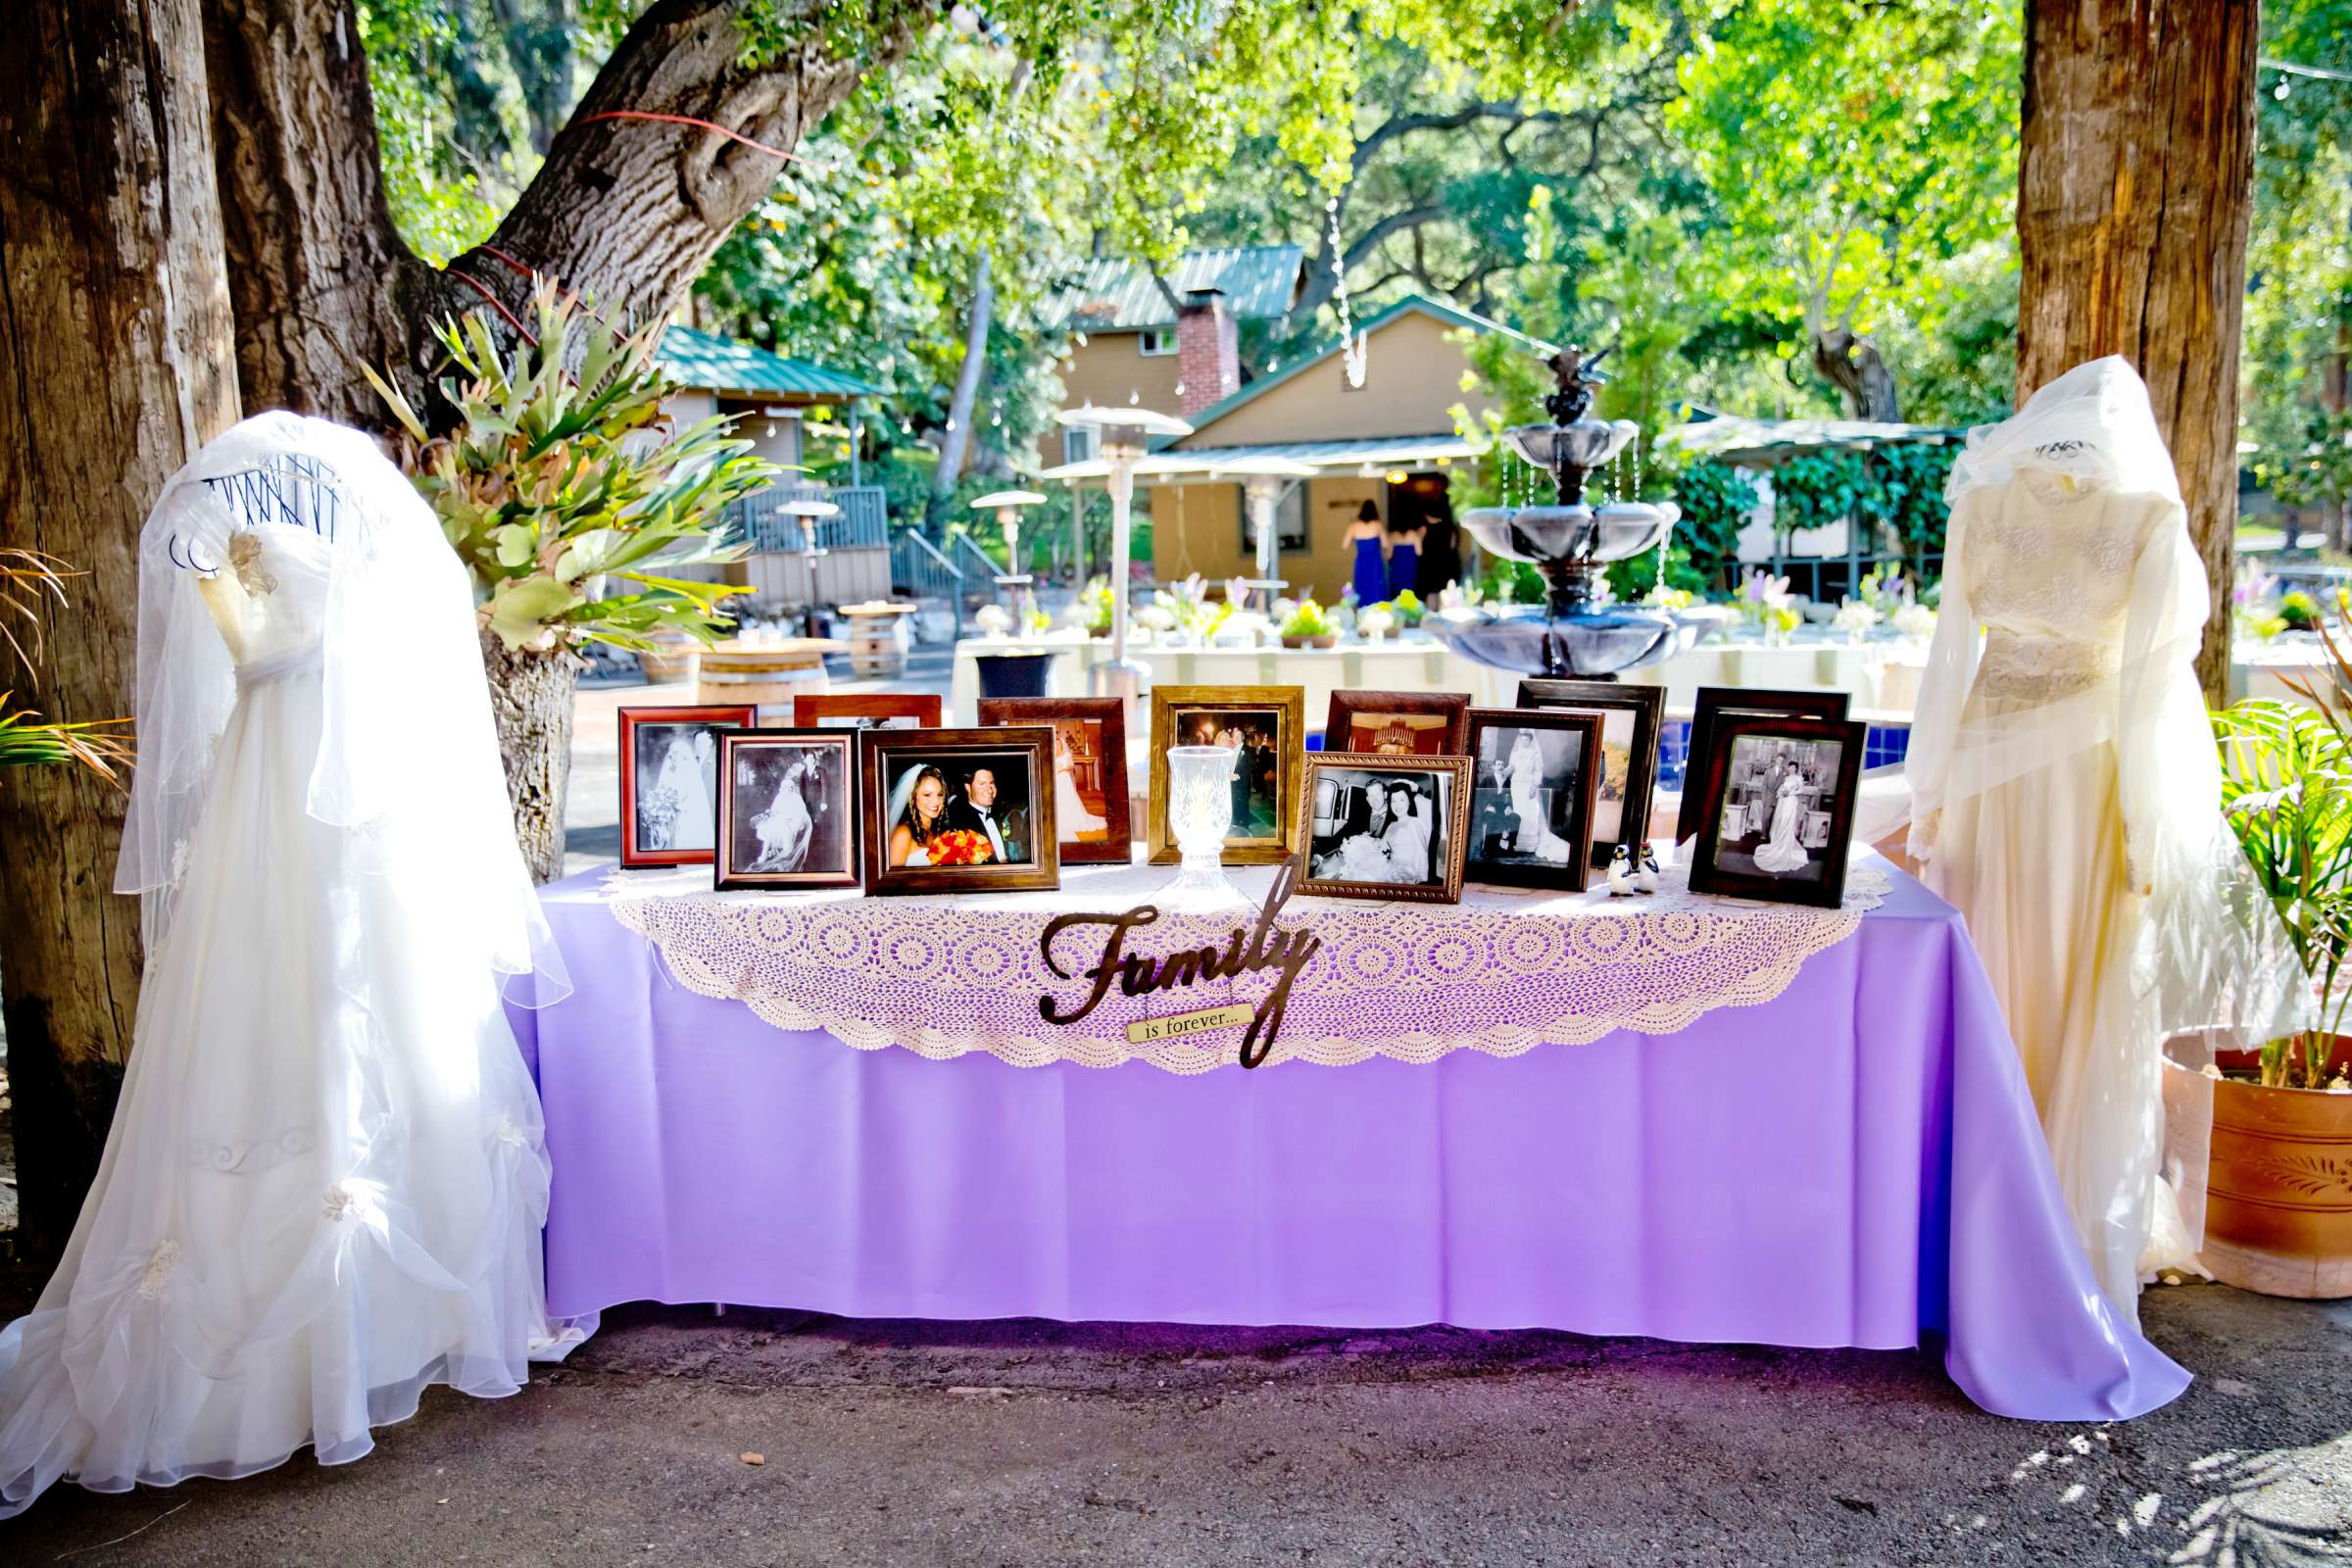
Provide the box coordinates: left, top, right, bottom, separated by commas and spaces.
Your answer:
1298, 753, 1471, 904
618, 705, 757, 868
1674, 686, 1852, 846
858, 726, 1060, 895
1687, 715, 1865, 908
1462, 708, 1606, 892
714, 731, 859, 890
1515, 678, 1664, 867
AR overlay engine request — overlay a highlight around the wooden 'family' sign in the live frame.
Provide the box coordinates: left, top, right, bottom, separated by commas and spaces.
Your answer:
1037, 858, 1322, 1068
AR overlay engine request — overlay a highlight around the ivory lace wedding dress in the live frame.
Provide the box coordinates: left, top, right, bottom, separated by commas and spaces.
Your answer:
0, 414, 577, 1517
1901, 359, 2303, 1327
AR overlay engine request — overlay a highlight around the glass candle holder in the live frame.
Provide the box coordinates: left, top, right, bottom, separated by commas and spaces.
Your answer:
1164, 744, 1243, 910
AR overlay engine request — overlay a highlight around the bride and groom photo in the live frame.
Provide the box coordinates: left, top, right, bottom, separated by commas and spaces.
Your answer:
1298, 761, 1458, 903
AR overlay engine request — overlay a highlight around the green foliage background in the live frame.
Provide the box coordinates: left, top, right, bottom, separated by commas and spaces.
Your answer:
355, 0, 2352, 584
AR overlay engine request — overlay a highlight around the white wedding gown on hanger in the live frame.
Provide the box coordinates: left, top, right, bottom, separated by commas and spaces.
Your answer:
0, 413, 578, 1518
1898, 359, 2305, 1327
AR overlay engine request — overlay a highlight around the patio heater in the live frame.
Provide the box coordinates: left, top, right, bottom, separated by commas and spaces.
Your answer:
1208, 455, 1317, 612
1055, 404, 1194, 703
779, 496, 837, 640
970, 488, 1048, 630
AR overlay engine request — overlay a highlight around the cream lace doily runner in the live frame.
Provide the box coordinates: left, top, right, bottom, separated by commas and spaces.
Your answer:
596, 855, 1889, 1073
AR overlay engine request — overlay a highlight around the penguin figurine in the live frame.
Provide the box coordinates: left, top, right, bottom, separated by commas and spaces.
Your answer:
1606, 843, 1636, 897
1636, 844, 1662, 894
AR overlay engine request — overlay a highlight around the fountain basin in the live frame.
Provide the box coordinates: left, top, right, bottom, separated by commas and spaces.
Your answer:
1460, 501, 1677, 570
1504, 418, 1639, 473
1425, 607, 1703, 679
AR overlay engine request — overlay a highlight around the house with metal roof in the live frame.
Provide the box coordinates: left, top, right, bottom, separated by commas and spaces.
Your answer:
1041, 293, 1552, 604
657, 325, 895, 608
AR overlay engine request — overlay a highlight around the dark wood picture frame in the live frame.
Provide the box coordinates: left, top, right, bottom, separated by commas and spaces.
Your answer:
1514, 678, 1666, 866
1323, 690, 1471, 757
1147, 685, 1306, 865
976, 695, 1133, 864
1296, 752, 1472, 905
712, 730, 861, 891
1674, 686, 1853, 846
617, 704, 758, 868
1686, 714, 1865, 908
1461, 708, 1606, 892
793, 691, 944, 730
858, 725, 1059, 895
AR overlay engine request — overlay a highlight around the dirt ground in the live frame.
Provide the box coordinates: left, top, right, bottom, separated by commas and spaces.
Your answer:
0, 1281, 2345, 1566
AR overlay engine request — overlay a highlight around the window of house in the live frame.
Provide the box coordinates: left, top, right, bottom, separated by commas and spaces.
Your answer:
1138, 327, 1178, 357
1061, 424, 1101, 466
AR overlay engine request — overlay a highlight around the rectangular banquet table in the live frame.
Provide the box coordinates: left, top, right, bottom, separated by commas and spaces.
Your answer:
510, 851, 2188, 1421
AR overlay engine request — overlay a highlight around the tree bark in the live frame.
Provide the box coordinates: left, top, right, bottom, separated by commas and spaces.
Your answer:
2017, 0, 2258, 708
927, 250, 994, 535
1811, 326, 1900, 422
205, 0, 437, 426
478, 629, 578, 883
0, 0, 240, 1259
205, 0, 930, 431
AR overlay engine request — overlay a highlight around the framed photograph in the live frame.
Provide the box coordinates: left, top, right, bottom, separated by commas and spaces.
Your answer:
977, 695, 1132, 864
1674, 687, 1853, 846
1324, 690, 1470, 757
859, 726, 1059, 895
793, 692, 942, 731
1462, 708, 1605, 892
1147, 686, 1306, 865
1514, 678, 1666, 867
713, 731, 859, 890
618, 705, 757, 867
1687, 715, 1865, 908
1298, 754, 1471, 904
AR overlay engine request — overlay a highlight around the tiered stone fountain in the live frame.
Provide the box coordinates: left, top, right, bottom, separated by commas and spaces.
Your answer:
1431, 346, 1699, 678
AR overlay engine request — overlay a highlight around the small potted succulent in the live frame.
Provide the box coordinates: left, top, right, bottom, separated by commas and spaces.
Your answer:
1388, 588, 1427, 629
1281, 597, 1337, 650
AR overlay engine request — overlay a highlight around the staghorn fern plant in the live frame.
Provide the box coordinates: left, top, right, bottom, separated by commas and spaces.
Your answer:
366, 282, 776, 656
368, 282, 781, 880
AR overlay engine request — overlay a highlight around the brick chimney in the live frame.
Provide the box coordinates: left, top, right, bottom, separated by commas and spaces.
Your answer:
1175, 287, 1241, 416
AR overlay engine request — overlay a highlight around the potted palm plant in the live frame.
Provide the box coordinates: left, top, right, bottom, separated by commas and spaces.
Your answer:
369, 285, 775, 880
2206, 632, 2352, 1298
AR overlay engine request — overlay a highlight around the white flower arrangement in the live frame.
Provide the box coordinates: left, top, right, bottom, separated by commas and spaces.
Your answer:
1832, 600, 1883, 638
1358, 605, 1396, 639
973, 603, 1013, 638
1892, 603, 1938, 642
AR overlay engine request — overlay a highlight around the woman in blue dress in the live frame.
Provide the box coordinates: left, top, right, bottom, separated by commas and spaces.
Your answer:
1345, 501, 1387, 608
1386, 515, 1425, 600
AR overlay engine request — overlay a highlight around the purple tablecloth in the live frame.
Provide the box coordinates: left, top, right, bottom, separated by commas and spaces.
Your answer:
512, 858, 2189, 1420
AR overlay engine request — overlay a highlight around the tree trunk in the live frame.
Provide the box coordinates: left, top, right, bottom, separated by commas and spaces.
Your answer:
2017, 0, 2258, 709
927, 250, 994, 535
478, 629, 579, 884
1811, 326, 1901, 422
204, 0, 929, 431
204, 0, 438, 426
0, 0, 240, 1259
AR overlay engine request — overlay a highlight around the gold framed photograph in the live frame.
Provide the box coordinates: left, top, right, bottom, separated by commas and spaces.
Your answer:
1298, 753, 1472, 904
858, 726, 1060, 895
1147, 685, 1305, 865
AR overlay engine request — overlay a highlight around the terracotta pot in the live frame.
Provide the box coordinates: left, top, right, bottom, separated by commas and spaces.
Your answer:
1283, 633, 1335, 650
2167, 1039, 2352, 1298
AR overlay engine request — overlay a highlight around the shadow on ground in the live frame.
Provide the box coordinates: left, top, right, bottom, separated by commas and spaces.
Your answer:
0, 1279, 2346, 1566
